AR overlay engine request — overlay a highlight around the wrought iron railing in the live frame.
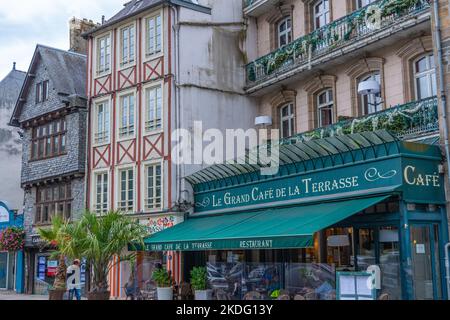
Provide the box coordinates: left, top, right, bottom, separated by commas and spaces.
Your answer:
244, 0, 255, 7
246, 0, 431, 86
282, 96, 438, 145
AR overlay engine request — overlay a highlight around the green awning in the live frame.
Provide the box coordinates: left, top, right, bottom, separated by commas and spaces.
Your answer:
144, 195, 390, 251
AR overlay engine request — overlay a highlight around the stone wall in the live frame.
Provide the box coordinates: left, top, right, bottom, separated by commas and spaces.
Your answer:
18, 61, 63, 122
69, 17, 98, 55
22, 176, 85, 246
21, 111, 86, 185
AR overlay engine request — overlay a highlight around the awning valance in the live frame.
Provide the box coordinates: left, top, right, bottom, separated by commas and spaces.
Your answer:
143, 195, 390, 252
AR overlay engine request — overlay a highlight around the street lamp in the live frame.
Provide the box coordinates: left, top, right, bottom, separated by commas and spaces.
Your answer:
358, 79, 382, 112
255, 116, 272, 127
358, 79, 381, 95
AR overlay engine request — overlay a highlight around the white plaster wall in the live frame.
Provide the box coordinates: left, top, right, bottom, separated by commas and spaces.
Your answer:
174, 1, 259, 205
178, 24, 247, 93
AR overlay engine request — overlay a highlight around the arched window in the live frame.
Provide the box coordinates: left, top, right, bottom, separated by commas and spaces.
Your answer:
314, 0, 330, 30
359, 72, 383, 115
414, 53, 437, 100
280, 103, 295, 138
317, 89, 334, 127
278, 17, 292, 48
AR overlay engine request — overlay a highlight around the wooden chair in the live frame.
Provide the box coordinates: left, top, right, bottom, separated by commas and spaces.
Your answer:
277, 294, 291, 300
215, 289, 230, 301
304, 291, 317, 300
179, 282, 193, 300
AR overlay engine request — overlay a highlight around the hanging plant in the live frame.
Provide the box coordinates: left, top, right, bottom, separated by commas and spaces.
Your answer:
0, 227, 25, 252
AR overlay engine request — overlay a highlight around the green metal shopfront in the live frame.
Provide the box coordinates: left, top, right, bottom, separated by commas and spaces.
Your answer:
144, 131, 450, 300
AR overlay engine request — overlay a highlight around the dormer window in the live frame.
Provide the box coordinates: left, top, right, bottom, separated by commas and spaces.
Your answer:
36, 80, 49, 103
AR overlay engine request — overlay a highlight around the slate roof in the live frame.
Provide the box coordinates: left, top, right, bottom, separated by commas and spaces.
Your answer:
37, 45, 86, 97
83, 0, 211, 37
0, 67, 26, 109
9, 45, 87, 126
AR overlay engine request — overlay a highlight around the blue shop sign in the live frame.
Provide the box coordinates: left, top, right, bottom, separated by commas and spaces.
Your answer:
0, 201, 23, 229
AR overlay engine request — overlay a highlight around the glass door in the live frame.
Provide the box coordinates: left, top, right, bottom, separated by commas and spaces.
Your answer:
354, 226, 402, 299
410, 225, 441, 300
7, 252, 15, 290
0, 252, 8, 289
378, 227, 401, 300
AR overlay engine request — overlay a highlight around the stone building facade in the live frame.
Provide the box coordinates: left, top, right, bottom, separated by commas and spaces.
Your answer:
9, 45, 88, 294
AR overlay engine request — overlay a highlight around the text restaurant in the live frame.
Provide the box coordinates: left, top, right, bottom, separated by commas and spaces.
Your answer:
143, 130, 449, 300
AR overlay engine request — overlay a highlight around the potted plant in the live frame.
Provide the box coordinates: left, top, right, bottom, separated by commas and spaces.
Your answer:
152, 268, 173, 300
190, 267, 212, 300
38, 217, 68, 300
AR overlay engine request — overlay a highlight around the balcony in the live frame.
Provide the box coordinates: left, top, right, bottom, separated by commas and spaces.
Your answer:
282, 96, 439, 145
246, 0, 431, 92
243, 0, 280, 17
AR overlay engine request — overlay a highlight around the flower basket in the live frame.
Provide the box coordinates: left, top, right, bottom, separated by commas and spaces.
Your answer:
0, 227, 25, 252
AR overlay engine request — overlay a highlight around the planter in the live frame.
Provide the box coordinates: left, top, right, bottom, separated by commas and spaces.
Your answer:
87, 291, 110, 300
157, 287, 173, 300
194, 289, 213, 301
48, 289, 65, 300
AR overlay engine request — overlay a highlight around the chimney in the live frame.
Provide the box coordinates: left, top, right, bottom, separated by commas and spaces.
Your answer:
69, 17, 97, 55
13, 62, 16, 70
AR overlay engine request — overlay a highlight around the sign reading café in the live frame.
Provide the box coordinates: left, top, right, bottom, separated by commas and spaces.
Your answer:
194, 157, 445, 214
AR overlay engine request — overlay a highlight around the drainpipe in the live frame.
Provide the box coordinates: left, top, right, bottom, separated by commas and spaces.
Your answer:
170, 5, 182, 207
446, 243, 450, 300
433, 0, 450, 300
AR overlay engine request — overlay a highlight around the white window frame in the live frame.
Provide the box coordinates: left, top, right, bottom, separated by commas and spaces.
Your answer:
317, 89, 334, 127
120, 24, 136, 67
356, 0, 376, 9
278, 17, 292, 48
313, 0, 330, 30
94, 100, 110, 145
97, 34, 111, 75
93, 171, 109, 214
144, 83, 163, 132
117, 167, 135, 213
118, 92, 135, 139
145, 12, 163, 57
414, 53, 437, 100
144, 162, 163, 212
280, 103, 295, 138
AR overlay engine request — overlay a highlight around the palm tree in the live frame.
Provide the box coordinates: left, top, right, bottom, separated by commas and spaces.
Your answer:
38, 216, 75, 298
58, 210, 148, 299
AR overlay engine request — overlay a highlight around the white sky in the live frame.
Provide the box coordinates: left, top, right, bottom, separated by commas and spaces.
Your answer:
0, 0, 126, 79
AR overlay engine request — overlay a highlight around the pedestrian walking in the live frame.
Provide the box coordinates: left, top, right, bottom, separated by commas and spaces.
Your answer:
67, 259, 82, 300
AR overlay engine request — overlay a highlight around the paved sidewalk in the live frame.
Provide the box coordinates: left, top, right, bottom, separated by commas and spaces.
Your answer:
0, 291, 47, 300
